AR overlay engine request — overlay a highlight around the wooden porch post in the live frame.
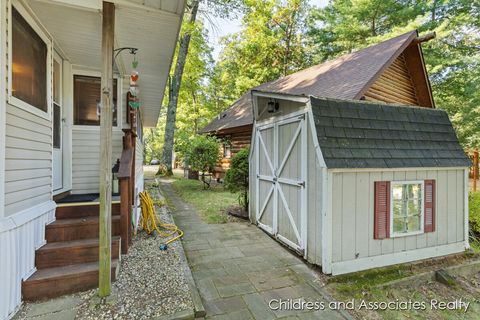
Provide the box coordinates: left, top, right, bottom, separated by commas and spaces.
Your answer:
99, 1, 115, 297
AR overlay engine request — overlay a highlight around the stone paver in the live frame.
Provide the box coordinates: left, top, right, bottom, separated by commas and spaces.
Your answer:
17, 296, 80, 319
160, 180, 348, 320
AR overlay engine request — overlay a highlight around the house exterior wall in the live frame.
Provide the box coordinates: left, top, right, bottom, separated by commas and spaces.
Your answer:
328, 168, 467, 275
134, 135, 144, 228
70, 69, 125, 194
0, 2, 56, 319
5, 104, 53, 215
0, 202, 55, 320
71, 128, 123, 194
213, 126, 252, 178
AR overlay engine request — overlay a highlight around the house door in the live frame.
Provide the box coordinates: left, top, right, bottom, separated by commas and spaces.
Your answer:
255, 114, 307, 254
52, 53, 63, 192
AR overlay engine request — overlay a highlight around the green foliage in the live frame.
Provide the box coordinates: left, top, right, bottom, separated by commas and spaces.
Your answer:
145, 0, 479, 170
144, 17, 221, 164
469, 191, 480, 237
170, 173, 239, 224
185, 135, 221, 173
224, 148, 249, 210
213, 0, 310, 100
305, 0, 480, 148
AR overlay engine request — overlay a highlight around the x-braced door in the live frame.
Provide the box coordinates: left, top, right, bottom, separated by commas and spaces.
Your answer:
255, 114, 307, 254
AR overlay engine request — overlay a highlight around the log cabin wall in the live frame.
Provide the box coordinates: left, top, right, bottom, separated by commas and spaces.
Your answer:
214, 126, 252, 178
364, 53, 420, 106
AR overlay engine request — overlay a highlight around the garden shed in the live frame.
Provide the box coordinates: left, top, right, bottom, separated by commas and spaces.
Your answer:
249, 92, 471, 275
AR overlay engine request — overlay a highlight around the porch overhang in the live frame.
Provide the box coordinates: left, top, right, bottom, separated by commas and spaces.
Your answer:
28, 0, 185, 127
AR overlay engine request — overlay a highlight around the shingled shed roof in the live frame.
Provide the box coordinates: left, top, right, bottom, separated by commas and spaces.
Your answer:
202, 30, 419, 134
311, 97, 470, 169
200, 93, 253, 133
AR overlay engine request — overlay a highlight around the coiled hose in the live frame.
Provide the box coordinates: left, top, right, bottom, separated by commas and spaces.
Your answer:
139, 191, 183, 245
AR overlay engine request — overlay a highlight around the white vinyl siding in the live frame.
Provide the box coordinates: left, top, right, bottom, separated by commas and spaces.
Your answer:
330, 169, 466, 264
4, 104, 52, 216
71, 129, 123, 194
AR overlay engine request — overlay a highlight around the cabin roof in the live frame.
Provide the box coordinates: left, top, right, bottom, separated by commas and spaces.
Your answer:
201, 30, 427, 134
311, 97, 470, 169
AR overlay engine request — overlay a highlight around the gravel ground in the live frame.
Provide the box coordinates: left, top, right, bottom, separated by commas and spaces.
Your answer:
16, 184, 194, 320
75, 186, 193, 320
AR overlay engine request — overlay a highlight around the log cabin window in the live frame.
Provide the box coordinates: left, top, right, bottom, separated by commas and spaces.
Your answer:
11, 7, 48, 112
74, 75, 117, 126
223, 142, 232, 159
391, 182, 424, 236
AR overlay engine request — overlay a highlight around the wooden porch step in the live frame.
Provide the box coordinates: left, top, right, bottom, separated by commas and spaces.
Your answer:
45, 216, 121, 242
55, 202, 121, 219
35, 236, 121, 269
22, 260, 119, 301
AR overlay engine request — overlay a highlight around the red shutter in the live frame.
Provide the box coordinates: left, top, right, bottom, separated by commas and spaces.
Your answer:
374, 181, 390, 239
424, 179, 436, 233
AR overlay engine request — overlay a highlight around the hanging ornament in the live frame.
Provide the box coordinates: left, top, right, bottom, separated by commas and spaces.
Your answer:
128, 54, 140, 109
130, 71, 139, 83
129, 97, 140, 109
129, 85, 139, 97
132, 55, 139, 69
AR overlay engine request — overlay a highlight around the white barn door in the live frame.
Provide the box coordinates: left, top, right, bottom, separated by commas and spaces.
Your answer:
256, 114, 307, 254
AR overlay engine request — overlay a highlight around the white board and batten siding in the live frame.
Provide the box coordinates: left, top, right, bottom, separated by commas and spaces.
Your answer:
328, 168, 467, 275
249, 97, 324, 265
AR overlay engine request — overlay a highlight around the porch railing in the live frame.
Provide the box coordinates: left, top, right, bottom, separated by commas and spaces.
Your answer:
118, 129, 136, 254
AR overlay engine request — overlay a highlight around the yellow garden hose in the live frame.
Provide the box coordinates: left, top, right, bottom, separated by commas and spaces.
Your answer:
139, 191, 184, 245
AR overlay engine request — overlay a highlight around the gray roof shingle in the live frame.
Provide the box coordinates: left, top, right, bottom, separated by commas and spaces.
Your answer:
311, 97, 470, 169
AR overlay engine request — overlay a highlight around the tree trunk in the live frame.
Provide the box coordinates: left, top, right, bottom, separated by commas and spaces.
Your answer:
161, 0, 201, 175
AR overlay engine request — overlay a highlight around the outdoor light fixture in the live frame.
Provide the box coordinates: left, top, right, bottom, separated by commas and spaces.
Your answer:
267, 99, 280, 113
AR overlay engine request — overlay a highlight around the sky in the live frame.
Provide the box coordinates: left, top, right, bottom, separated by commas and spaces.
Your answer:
204, 0, 329, 60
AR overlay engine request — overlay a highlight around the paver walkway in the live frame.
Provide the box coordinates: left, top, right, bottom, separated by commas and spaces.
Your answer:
159, 179, 349, 320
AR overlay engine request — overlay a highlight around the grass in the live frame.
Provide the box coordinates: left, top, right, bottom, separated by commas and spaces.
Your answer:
329, 265, 412, 298
470, 191, 480, 251
166, 171, 239, 224
326, 256, 480, 320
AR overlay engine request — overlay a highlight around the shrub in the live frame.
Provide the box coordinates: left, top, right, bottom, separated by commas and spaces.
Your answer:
224, 148, 249, 211
469, 192, 480, 238
186, 135, 221, 182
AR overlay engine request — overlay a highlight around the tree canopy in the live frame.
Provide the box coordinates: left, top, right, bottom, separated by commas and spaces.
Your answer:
145, 0, 480, 165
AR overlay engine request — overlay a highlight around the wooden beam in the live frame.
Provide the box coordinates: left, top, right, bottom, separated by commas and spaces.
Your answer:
412, 32, 436, 45
99, 0, 115, 298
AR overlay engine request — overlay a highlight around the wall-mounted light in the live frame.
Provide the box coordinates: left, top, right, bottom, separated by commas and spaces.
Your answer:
267, 99, 280, 113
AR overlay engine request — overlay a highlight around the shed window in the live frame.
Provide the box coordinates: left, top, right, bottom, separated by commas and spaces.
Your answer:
11, 7, 48, 112
74, 75, 117, 126
391, 182, 423, 236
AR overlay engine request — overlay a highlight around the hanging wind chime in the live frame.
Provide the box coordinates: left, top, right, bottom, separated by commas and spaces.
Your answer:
129, 55, 141, 110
